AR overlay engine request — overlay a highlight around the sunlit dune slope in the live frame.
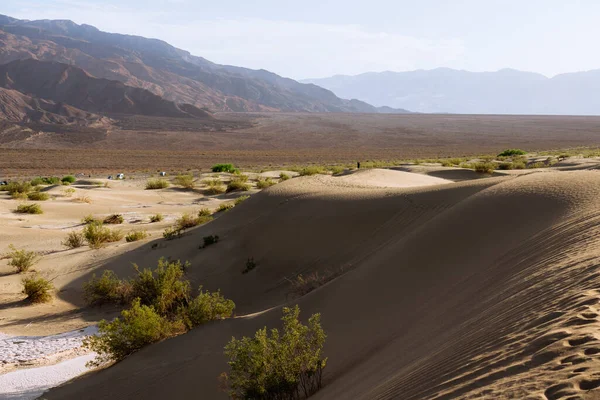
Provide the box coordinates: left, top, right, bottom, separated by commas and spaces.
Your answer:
47, 170, 600, 400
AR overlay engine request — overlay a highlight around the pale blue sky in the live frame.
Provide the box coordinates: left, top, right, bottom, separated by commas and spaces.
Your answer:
1, 0, 599, 79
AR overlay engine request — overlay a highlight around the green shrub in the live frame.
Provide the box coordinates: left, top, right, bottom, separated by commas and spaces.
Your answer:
198, 208, 212, 217
299, 166, 325, 176
125, 230, 149, 243
498, 149, 527, 157
222, 305, 326, 400
5, 245, 38, 273
104, 214, 124, 224
163, 226, 184, 240
498, 162, 513, 170
22, 275, 54, 303
217, 202, 234, 213
242, 257, 257, 274
31, 176, 60, 186
27, 191, 50, 201
62, 231, 85, 249
130, 258, 191, 316
212, 163, 237, 173
256, 177, 275, 189
15, 203, 43, 214
203, 178, 226, 195
174, 175, 195, 189
145, 179, 169, 190
201, 235, 219, 248
82, 214, 101, 225
180, 288, 234, 329
84, 270, 131, 306
473, 162, 496, 174
83, 298, 174, 366
279, 173, 291, 181
527, 162, 546, 169
83, 222, 123, 249
62, 187, 76, 197
513, 161, 526, 169
30, 177, 45, 186
6, 181, 32, 195
149, 213, 164, 223
227, 176, 250, 193
176, 213, 202, 230
61, 175, 76, 184
234, 195, 249, 206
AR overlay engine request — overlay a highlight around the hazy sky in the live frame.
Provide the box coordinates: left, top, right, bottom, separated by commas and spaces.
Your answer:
1, 0, 599, 79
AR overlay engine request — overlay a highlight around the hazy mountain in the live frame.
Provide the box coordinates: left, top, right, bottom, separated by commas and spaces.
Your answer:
0, 14, 409, 114
303, 68, 600, 115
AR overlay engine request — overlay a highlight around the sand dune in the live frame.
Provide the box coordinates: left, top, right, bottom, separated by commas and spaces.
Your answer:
41, 170, 600, 399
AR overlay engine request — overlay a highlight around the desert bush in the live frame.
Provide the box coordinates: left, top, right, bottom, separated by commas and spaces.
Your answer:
30, 177, 45, 186
73, 194, 92, 203
6, 181, 32, 195
61, 175, 76, 184
256, 177, 275, 189
42, 176, 61, 185
180, 288, 234, 329
5, 245, 38, 273
222, 305, 326, 400
84, 270, 131, 306
203, 178, 226, 195
82, 214, 100, 225
289, 268, 346, 297
83, 222, 123, 249
201, 235, 219, 248
242, 257, 257, 274
27, 191, 50, 201
150, 213, 164, 223
62, 231, 85, 249
473, 162, 496, 174
125, 230, 149, 243
62, 187, 76, 197
173, 174, 196, 189
176, 213, 200, 230
103, 214, 124, 224
527, 162, 545, 169
212, 163, 237, 173
163, 226, 184, 240
227, 175, 250, 193
299, 166, 325, 176
198, 208, 212, 217
217, 202, 235, 213
512, 161, 526, 169
497, 162, 513, 170
83, 298, 174, 366
15, 203, 43, 214
145, 179, 169, 190
22, 275, 54, 303
234, 196, 249, 206
498, 149, 527, 157
279, 173, 291, 181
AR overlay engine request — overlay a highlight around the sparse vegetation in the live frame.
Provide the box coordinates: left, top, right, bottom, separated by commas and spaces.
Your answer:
217, 202, 235, 213
27, 191, 50, 201
227, 175, 250, 192
527, 161, 546, 169
473, 162, 496, 174
289, 268, 346, 297
61, 175, 76, 185
222, 305, 326, 400
212, 163, 237, 173
82, 214, 101, 225
125, 230, 149, 242
5, 245, 38, 273
5, 181, 32, 196
15, 203, 43, 214
104, 214, 124, 224
83, 258, 235, 366
256, 177, 275, 189
62, 187, 76, 197
498, 162, 513, 170
329, 165, 345, 175
149, 213, 164, 223
512, 161, 526, 169
203, 178, 226, 194
498, 149, 527, 157
62, 231, 85, 249
234, 196, 249, 206
83, 222, 123, 249
174, 174, 196, 189
242, 257, 257, 274
299, 166, 326, 176
175, 213, 210, 230
31, 176, 61, 186
22, 275, 54, 303
279, 173, 291, 181
73, 194, 92, 203
163, 226, 184, 240
198, 208, 212, 217
146, 179, 170, 190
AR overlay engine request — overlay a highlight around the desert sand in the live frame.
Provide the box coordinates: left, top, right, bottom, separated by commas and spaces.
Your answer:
3, 166, 600, 399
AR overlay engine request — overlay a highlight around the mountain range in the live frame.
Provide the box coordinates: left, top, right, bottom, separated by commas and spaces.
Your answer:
303, 68, 600, 115
0, 14, 408, 125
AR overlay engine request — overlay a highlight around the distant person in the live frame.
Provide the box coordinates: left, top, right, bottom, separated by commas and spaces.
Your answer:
357, 161, 361, 169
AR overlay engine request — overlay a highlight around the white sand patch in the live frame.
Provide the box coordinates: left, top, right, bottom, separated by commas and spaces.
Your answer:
0, 353, 96, 400
0, 326, 97, 365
